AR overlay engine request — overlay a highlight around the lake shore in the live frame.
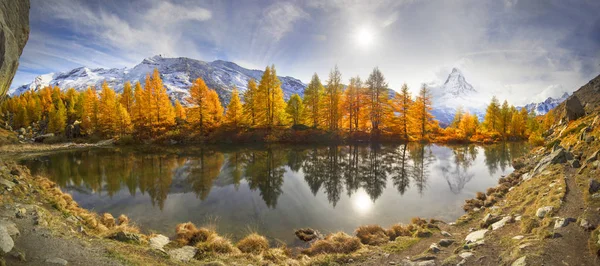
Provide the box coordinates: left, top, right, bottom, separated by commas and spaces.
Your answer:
0, 113, 598, 265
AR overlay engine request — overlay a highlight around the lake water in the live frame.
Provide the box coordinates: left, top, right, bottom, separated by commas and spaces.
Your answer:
19, 143, 527, 245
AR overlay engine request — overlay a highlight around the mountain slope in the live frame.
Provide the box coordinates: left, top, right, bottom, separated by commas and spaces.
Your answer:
11, 55, 306, 105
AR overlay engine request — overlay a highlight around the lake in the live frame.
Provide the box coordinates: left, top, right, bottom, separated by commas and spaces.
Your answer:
19, 143, 527, 245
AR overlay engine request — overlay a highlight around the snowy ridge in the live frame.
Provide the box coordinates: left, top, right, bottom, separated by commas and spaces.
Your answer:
11, 55, 306, 105
520, 92, 569, 115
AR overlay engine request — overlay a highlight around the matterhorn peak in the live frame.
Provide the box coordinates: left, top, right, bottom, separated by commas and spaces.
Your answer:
441, 67, 476, 97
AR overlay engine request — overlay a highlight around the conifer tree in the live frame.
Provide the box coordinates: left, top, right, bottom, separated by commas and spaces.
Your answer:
48, 98, 66, 134
115, 103, 132, 136
257, 65, 287, 128
120, 81, 134, 114
174, 99, 186, 121
499, 100, 511, 138
303, 73, 324, 128
409, 84, 435, 141
484, 96, 501, 133
81, 87, 98, 135
188, 77, 211, 134
242, 79, 259, 127
98, 81, 118, 136
391, 83, 413, 139
366, 67, 390, 133
343, 76, 365, 132
224, 87, 243, 128
286, 93, 304, 126
147, 69, 175, 134
323, 66, 343, 131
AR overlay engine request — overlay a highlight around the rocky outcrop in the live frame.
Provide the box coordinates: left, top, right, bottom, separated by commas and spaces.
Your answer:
0, 0, 30, 99
564, 96, 586, 122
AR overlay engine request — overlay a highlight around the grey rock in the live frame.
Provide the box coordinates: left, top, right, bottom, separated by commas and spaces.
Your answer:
0, 178, 14, 189
512, 235, 524, 240
459, 252, 474, 259
15, 208, 26, 218
45, 257, 68, 265
168, 246, 197, 262
536, 206, 553, 218
590, 179, 600, 194
571, 159, 581, 168
564, 96, 585, 122
580, 219, 595, 231
491, 216, 512, 230
512, 256, 527, 266
0, 225, 14, 254
440, 231, 452, 237
554, 218, 572, 229
438, 239, 454, 247
0, 0, 30, 99
465, 229, 488, 243
0, 220, 18, 236
481, 213, 501, 228
428, 243, 440, 253
109, 231, 143, 244
149, 234, 170, 250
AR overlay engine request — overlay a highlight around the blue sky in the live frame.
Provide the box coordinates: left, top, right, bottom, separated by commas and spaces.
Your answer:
13, 0, 600, 105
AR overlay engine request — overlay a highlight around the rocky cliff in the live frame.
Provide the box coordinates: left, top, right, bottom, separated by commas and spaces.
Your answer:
0, 0, 30, 100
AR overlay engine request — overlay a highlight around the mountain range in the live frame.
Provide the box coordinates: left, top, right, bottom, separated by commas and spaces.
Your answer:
12, 55, 569, 127
10, 55, 306, 105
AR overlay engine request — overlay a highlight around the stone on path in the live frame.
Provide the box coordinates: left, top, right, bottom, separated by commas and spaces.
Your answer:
46, 258, 68, 265
459, 252, 474, 259
0, 225, 14, 254
465, 229, 488, 243
440, 231, 452, 237
0, 220, 19, 237
511, 256, 527, 266
428, 243, 440, 253
168, 246, 198, 262
554, 218, 570, 229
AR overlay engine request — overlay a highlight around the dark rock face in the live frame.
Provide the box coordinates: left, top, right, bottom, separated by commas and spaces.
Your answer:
564, 96, 585, 122
0, 0, 30, 99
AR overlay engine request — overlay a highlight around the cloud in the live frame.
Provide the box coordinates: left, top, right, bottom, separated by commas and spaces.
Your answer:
261, 2, 309, 42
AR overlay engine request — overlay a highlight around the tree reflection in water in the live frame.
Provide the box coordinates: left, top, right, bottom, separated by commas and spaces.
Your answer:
22, 143, 525, 210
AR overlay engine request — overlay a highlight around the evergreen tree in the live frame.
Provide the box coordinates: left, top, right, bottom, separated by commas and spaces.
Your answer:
366, 67, 390, 133
303, 73, 324, 128
120, 81, 134, 114
224, 87, 243, 128
242, 79, 259, 127
48, 98, 66, 134
257, 65, 287, 127
391, 83, 412, 139
323, 66, 343, 131
286, 93, 304, 126
484, 96, 501, 133
409, 84, 435, 141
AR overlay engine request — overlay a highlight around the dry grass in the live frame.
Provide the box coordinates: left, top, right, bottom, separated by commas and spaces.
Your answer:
382, 236, 420, 253
386, 224, 413, 241
237, 233, 269, 254
196, 235, 235, 255
175, 222, 215, 246
355, 225, 389, 246
476, 192, 487, 201
304, 232, 362, 256
101, 213, 116, 228
118, 214, 129, 225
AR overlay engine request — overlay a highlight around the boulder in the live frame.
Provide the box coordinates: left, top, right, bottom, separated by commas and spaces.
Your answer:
536, 206, 553, 218
438, 239, 454, 247
0, 220, 19, 236
491, 216, 512, 230
168, 246, 197, 262
428, 243, 440, 253
0, 225, 14, 254
465, 229, 488, 243
0, 0, 30, 99
480, 213, 501, 228
580, 219, 595, 231
149, 234, 170, 251
570, 159, 581, 168
554, 218, 570, 229
564, 96, 585, 122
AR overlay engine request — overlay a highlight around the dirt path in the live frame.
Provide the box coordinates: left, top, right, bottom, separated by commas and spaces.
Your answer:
536, 166, 599, 265
1, 203, 123, 266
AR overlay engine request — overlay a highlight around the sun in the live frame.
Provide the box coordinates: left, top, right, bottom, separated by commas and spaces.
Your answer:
355, 26, 375, 48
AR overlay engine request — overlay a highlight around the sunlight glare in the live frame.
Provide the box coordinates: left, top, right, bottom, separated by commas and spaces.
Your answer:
352, 189, 373, 214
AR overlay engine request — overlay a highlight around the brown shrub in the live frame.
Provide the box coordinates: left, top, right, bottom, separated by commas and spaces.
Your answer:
117, 214, 129, 225
486, 187, 497, 196
475, 192, 486, 201
355, 225, 389, 245
304, 232, 361, 256
386, 224, 412, 241
237, 233, 269, 254
198, 235, 234, 254
101, 213, 116, 228
484, 196, 497, 207
175, 222, 215, 246
410, 217, 427, 227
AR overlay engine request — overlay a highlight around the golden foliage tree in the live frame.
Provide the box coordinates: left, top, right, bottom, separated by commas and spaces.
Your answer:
242, 79, 259, 127
286, 93, 304, 126
257, 65, 287, 127
365, 67, 390, 133
81, 87, 98, 135
224, 87, 243, 128
391, 83, 413, 139
98, 82, 118, 136
303, 73, 324, 128
322, 66, 342, 131
120, 81, 134, 114
409, 85, 435, 141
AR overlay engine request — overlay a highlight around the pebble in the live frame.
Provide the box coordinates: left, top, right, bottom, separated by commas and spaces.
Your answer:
512, 256, 527, 266
46, 257, 68, 265
440, 231, 452, 237
459, 252, 474, 259
438, 239, 454, 247
428, 243, 440, 253
512, 235, 524, 240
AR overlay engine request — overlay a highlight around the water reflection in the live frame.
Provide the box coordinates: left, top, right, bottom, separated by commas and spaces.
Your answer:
23, 143, 527, 209
21, 143, 526, 242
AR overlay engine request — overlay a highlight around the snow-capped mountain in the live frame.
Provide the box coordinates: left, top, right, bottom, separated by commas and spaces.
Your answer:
520, 92, 569, 115
11, 55, 306, 105
429, 68, 484, 127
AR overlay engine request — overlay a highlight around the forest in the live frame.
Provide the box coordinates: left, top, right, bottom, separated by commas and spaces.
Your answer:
1, 66, 553, 144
